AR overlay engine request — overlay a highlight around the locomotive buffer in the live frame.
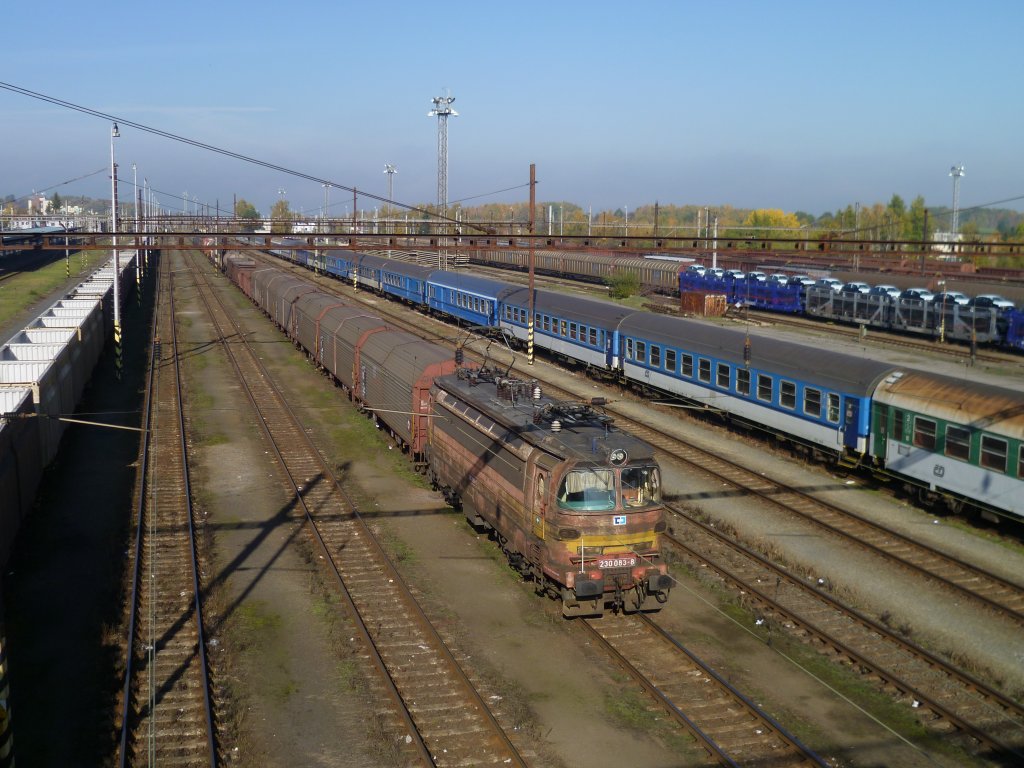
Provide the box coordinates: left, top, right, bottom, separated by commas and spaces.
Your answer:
428, 367, 672, 617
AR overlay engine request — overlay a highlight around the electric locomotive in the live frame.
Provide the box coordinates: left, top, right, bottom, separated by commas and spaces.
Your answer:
426, 366, 672, 617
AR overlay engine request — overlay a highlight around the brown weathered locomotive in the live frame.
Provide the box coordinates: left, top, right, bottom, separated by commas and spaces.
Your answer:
428, 367, 671, 617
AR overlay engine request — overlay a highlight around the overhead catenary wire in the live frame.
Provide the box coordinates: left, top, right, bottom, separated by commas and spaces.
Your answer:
0, 80, 521, 233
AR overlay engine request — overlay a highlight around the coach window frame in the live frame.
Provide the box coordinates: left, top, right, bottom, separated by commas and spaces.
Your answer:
650, 344, 662, 368
827, 393, 841, 424
636, 340, 647, 364
665, 348, 677, 373
945, 424, 971, 461
681, 353, 694, 378
780, 380, 796, 410
716, 362, 730, 389
757, 373, 772, 402
981, 434, 1008, 473
698, 358, 712, 383
804, 387, 822, 418
913, 416, 937, 451
736, 368, 751, 396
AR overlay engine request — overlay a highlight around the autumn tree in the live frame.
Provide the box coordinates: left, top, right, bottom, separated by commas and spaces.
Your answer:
743, 209, 801, 232
270, 199, 293, 234
235, 198, 261, 231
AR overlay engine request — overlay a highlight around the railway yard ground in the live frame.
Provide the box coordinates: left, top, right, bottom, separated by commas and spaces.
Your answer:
3, 249, 1024, 767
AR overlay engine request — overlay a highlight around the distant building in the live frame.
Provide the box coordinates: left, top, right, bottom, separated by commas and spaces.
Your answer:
26, 195, 50, 215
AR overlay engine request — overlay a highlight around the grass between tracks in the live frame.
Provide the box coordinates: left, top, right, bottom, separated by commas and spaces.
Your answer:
0, 250, 103, 328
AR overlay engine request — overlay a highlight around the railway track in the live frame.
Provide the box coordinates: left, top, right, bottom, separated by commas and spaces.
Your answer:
118, 253, 217, 765
582, 614, 827, 767
183, 250, 531, 767
664, 514, 1024, 762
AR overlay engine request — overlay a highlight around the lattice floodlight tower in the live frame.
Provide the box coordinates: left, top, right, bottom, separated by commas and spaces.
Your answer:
428, 92, 457, 218
950, 163, 965, 235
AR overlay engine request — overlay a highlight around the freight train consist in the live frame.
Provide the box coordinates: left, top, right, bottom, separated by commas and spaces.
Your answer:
0, 254, 134, 568
222, 255, 673, 617
238, 241, 1024, 525
470, 248, 1024, 350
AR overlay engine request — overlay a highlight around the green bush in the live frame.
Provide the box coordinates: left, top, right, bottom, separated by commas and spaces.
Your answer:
608, 272, 640, 299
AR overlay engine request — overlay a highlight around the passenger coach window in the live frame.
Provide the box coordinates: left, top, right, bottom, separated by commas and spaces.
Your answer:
560, 320, 568, 337
828, 394, 841, 424
945, 425, 971, 461
804, 388, 822, 418
892, 409, 904, 441
569, 322, 578, 340
981, 435, 1007, 473
913, 417, 937, 451
626, 338, 634, 360
682, 354, 693, 378
736, 369, 751, 396
651, 345, 661, 367
665, 349, 677, 372
716, 363, 730, 389
698, 358, 711, 383
636, 342, 647, 363
757, 374, 772, 402
589, 328, 598, 346
780, 381, 796, 409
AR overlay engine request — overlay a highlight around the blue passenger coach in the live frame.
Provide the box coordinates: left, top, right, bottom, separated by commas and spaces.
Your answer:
500, 288, 637, 371
617, 313, 898, 455
426, 272, 508, 328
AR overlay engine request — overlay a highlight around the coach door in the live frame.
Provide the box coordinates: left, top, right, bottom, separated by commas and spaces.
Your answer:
842, 397, 860, 450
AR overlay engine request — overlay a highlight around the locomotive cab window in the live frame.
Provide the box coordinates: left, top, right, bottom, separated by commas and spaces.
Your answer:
621, 466, 661, 509
557, 469, 615, 510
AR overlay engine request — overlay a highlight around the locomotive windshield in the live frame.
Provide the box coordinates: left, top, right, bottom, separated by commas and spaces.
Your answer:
556, 466, 661, 511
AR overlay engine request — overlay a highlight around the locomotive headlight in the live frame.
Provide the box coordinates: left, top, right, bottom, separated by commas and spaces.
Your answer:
609, 448, 628, 466
557, 528, 581, 540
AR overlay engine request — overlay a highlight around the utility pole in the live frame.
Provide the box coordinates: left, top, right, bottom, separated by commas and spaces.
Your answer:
110, 122, 122, 379
528, 164, 536, 366
950, 163, 965, 236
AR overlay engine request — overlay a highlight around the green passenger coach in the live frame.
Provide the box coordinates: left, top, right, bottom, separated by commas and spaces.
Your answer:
871, 370, 1024, 522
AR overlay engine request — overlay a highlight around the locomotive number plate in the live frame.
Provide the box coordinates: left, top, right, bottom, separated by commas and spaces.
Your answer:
598, 557, 636, 569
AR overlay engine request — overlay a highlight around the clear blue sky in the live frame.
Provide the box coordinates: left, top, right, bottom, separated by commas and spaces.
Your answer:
2, 1, 1022, 219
